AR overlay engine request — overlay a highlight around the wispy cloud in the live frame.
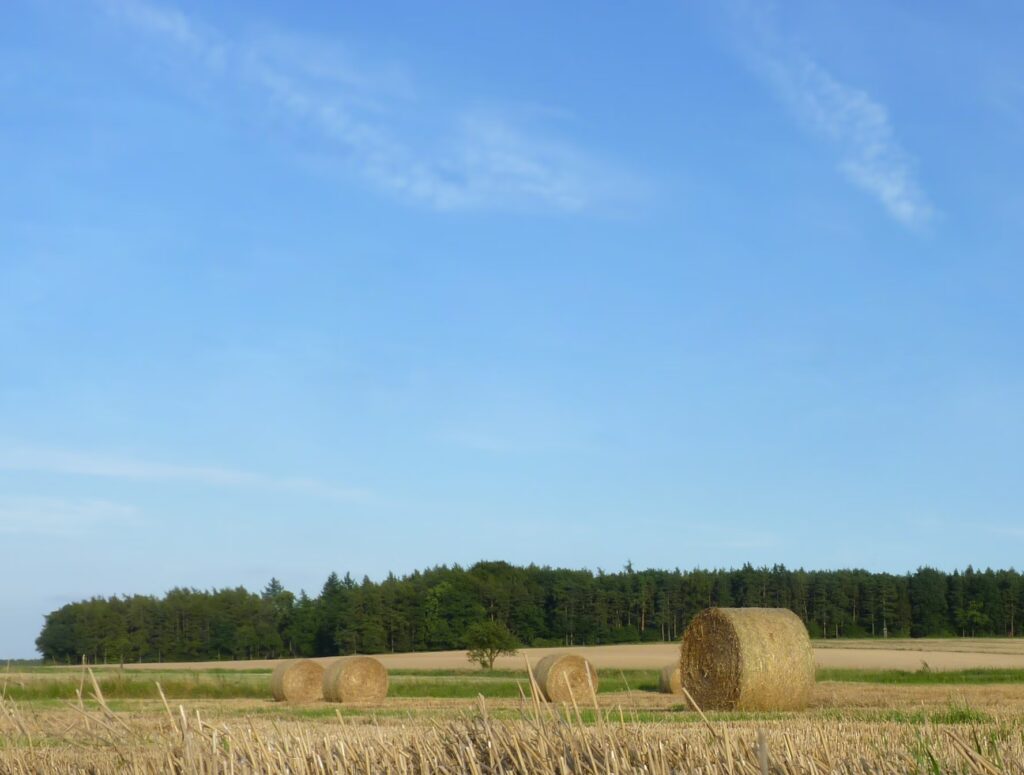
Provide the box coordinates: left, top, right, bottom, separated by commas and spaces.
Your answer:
767, 57, 932, 226
727, 7, 933, 227
96, 0, 632, 212
0, 445, 369, 502
99, 0, 224, 65
0, 496, 140, 537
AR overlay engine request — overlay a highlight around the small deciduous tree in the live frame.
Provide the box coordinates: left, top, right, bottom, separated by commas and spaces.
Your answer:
464, 621, 518, 670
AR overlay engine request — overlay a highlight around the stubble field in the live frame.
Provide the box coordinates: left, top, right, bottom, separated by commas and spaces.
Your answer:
77, 637, 1024, 672
5, 639, 1024, 772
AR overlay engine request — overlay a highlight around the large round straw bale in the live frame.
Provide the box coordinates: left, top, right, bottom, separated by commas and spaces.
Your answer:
680, 607, 814, 711
270, 659, 324, 703
532, 653, 599, 703
322, 656, 389, 703
658, 663, 683, 694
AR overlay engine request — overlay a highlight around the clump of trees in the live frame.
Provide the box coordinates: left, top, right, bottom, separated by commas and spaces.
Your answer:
35, 562, 1023, 664
464, 621, 519, 669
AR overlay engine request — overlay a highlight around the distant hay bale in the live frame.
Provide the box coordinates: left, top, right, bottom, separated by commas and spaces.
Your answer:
322, 656, 389, 703
680, 607, 814, 711
658, 663, 683, 694
532, 654, 599, 703
270, 659, 324, 703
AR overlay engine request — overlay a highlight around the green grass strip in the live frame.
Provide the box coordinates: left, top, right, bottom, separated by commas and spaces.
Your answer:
817, 668, 1024, 685
1, 674, 268, 701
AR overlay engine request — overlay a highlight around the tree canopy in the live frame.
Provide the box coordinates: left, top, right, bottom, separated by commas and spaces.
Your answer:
35, 562, 1023, 663
464, 620, 519, 669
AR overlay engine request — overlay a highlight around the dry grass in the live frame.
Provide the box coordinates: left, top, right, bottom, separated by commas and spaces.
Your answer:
67, 639, 1024, 674
681, 608, 815, 711
270, 659, 323, 703
323, 656, 388, 703
9, 639, 1024, 773
531, 654, 599, 704
814, 639, 1024, 655
658, 663, 682, 694
3, 676, 1024, 774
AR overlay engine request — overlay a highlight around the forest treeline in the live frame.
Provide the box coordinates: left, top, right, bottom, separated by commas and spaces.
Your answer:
36, 562, 1023, 663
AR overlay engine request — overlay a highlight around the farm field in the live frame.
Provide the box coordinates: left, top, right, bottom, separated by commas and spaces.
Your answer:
6, 639, 1024, 772
60, 637, 1024, 672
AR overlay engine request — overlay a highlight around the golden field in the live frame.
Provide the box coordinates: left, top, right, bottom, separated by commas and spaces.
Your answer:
75, 637, 1024, 672
5, 639, 1024, 773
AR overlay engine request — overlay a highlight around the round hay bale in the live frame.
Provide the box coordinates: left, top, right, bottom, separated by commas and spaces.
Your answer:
532, 653, 599, 703
658, 663, 683, 694
270, 659, 324, 703
322, 656, 389, 703
680, 607, 814, 711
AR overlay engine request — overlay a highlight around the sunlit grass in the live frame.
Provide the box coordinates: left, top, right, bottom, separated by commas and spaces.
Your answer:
818, 668, 1024, 684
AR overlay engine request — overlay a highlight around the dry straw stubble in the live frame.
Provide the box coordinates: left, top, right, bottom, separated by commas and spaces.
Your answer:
680, 606, 814, 711
7, 698, 1024, 774
322, 656, 388, 703
659, 663, 683, 694
270, 659, 324, 703
532, 653, 599, 703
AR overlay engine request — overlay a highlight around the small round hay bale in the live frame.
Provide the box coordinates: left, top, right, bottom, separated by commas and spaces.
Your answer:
680, 607, 814, 711
658, 663, 683, 694
532, 653, 599, 703
322, 656, 389, 703
270, 659, 324, 703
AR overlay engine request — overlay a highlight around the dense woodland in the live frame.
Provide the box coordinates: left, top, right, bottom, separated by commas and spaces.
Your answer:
36, 562, 1023, 663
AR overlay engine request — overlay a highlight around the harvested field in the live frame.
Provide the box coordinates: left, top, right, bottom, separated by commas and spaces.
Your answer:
81, 638, 1024, 673
8, 667, 1024, 713
815, 647, 1024, 671
5, 688, 1024, 774
815, 638, 1024, 655
8, 644, 1024, 773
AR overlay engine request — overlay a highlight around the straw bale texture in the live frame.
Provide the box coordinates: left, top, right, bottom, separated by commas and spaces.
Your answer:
680, 607, 814, 711
532, 653, 599, 703
322, 656, 388, 703
270, 659, 324, 703
658, 663, 683, 694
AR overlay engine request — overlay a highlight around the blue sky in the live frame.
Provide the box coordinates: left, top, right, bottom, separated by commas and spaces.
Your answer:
2, 0, 1023, 657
